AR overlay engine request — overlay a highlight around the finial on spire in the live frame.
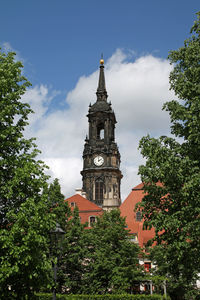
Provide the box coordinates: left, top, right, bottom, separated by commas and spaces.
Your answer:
96, 54, 107, 101
100, 53, 104, 65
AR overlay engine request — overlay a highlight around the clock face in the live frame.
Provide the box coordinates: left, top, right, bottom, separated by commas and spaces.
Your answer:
94, 155, 104, 166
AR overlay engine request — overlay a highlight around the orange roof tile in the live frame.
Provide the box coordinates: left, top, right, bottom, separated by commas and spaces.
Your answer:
65, 194, 103, 212
120, 183, 155, 248
65, 194, 103, 225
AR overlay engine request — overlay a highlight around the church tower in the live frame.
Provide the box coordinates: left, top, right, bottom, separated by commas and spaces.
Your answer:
81, 58, 122, 210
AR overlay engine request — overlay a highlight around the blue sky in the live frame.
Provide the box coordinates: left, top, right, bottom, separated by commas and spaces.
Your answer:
1, 0, 199, 93
1, 1, 199, 199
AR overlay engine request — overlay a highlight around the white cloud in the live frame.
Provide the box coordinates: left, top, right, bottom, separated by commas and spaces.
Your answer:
22, 85, 50, 124
2, 42, 25, 63
45, 158, 82, 194
23, 49, 175, 200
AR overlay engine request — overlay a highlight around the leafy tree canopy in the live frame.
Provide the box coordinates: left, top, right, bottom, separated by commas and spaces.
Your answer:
0, 49, 48, 227
47, 178, 71, 231
0, 49, 62, 299
138, 12, 200, 299
81, 210, 142, 294
0, 196, 54, 299
59, 206, 87, 294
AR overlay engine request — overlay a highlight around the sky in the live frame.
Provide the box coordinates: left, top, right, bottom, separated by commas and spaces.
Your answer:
1, 0, 199, 200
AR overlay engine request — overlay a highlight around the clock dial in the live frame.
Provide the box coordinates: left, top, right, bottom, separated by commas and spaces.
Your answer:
94, 155, 104, 166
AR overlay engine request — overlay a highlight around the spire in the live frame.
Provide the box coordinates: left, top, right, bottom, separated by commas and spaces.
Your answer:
96, 55, 108, 101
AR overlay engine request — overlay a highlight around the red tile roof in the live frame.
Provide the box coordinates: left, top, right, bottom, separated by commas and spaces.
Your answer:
65, 194, 103, 225
65, 194, 102, 211
120, 183, 155, 248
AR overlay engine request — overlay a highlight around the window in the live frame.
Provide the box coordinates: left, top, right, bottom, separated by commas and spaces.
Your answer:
144, 262, 151, 272
144, 283, 151, 291
89, 216, 96, 227
136, 211, 142, 222
70, 202, 76, 208
95, 181, 103, 205
129, 234, 137, 242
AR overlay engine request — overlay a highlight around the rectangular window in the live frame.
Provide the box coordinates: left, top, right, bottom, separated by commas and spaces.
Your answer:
95, 181, 103, 205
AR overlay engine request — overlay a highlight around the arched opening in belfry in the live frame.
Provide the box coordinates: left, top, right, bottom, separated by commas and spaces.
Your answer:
97, 123, 104, 140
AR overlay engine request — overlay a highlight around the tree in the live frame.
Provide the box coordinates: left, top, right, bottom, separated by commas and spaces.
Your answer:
0, 49, 48, 227
81, 209, 142, 294
47, 178, 71, 230
138, 12, 200, 299
0, 49, 58, 298
46, 178, 72, 294
0, 196, 54, 299
60, 206, 87, 294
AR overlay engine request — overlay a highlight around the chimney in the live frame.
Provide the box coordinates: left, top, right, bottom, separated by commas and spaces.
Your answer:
75, 188, 86, 198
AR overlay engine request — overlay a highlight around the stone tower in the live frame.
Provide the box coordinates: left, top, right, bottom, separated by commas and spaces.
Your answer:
81, 58, 122, 210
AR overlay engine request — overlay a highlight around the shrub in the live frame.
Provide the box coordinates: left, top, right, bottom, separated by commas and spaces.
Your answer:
36, 293, 170, 299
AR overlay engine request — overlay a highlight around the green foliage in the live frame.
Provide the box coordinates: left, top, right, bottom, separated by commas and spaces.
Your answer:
58, 206, 87, 293
36, 293, 170, 299
138, 12, 200, 299
0, 196, 54, 299
43, 178, 72, 295
54, 209, 143, 295
166, 12, 200, 144
0, 48, 57, 299
47, 178, 71, 230
79, 210, 143, 294
0, 49, 48, 226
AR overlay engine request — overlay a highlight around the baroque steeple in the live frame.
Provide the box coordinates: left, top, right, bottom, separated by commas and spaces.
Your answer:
96, 58, 107, 101
89, 59, 111, 115
81, 57, 122, 210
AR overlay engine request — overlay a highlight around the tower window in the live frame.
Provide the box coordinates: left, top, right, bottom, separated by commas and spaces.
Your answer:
95, 181, 103, 205
97, 123, 104, 139
136, 211, 142, 222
